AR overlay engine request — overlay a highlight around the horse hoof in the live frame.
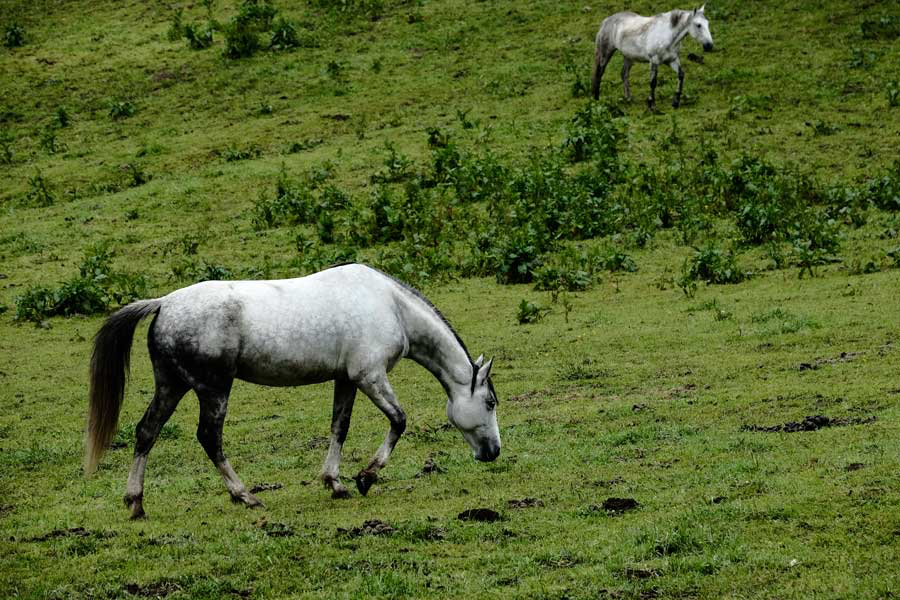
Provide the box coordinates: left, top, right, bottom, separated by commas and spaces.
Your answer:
331, 488, 351, 500
245, 494, 265, 508
353, 471, 377, 496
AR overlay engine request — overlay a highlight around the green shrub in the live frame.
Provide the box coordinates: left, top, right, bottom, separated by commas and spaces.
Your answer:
14, 244, 149, 323
516, 299, 548, 324
108, 100, 136, 120
860, 15, 900, 40
562, 102, 624, 164
3, 23, 26, 48
167, 8, 185, 41
887, 81, 900, 108
24, 170, 55, 207
269, 17, 300, 50
184, 22, 214, 49
678, 244, 747, 296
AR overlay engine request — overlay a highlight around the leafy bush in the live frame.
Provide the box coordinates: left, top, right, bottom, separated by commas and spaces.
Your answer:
108, 100, 136, 120
678, 244, 747, 296
562, 103, 624, 164
223, 0, 277, 58
269, 17, 301, 50
167, 8, 185, 41
184, 22, 214, 49
14, 244, 149, 323
860, 15, 900, 40
887, 81, 900, 108
3, 23, 26, 48
24, 170, 55, 207
516, 299, 548, 324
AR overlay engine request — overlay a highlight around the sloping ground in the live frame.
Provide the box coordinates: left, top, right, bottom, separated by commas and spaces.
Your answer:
1, 0, 899, 598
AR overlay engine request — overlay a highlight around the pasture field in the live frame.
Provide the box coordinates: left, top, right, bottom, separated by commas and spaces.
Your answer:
1, 0, 900, 598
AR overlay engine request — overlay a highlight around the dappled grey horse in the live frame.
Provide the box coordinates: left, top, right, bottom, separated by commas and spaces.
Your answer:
86, 263, 500, 519
592, 5, 714, 109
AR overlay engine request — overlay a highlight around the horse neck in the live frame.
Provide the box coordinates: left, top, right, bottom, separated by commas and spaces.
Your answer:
397, 292, 473, 396
669, 11, 692, 47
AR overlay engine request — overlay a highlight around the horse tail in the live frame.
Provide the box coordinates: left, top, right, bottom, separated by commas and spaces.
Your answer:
592, 19, 611, 100
85, 299, 162, 475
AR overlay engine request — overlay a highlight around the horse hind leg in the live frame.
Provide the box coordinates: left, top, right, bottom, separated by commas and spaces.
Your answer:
124, 364, 189, 519
353, 373, 406, 496
670, 59, 685, 108
647, 62, 659, 110
195, 385, 263, 508
592, 37, 616, 100
321, 378, 357, 499
621, 58, 633, 101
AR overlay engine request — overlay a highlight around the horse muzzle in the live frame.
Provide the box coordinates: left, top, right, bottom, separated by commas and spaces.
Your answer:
703, 42, 714, 52
474, 442, 501, 462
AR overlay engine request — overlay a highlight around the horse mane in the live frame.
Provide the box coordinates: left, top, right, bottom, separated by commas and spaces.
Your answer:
324, 262, 474, 367
669, 9, 689, 29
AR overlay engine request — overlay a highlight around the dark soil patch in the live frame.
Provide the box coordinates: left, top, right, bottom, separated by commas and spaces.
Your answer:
255, 518, 294, 537
507, 497, 544, 509
124, 581, 181, 597
622, 567, 659, 580
27, 527, 113, 542
418, 456, 446, 476
305, 436, 329, 450
458, 508, 502, 522
845, 462, 866, 471
741, 414, 876, 433
798, 351, 863, 371
338, 519, 395, 537
249, 482, 283, 494
601, 497, 640, 513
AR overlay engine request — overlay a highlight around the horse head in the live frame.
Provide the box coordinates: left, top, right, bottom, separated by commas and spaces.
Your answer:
690, 5, 714, 52
447, 355, 501, 462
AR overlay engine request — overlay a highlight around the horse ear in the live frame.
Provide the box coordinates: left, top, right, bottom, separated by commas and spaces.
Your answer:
474, 354, 484, 367
476, 358, 493, 386
699, 4, 705, 12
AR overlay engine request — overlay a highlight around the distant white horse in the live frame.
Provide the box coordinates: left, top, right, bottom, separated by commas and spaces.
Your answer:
592, 5, 714, 109
85, 263, 500, 519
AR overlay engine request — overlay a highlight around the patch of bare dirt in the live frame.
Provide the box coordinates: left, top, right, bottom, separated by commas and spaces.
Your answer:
457, 508, 502, 522
249, 482, 283, 494
27, 527, 113, 542
507, 497, 544, 509
338, 519, 395, 537
601, 497, 640, 513
741, 414, 876, 433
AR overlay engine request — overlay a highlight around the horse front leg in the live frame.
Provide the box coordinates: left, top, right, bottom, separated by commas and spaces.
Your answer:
648, 62, 659, 110
592, 40, 615, 100
124, 368, 188, 519
196, 386, 263, 508
353, 374, 406, 496
321, 378, 357, 499
671, 59, 685, 108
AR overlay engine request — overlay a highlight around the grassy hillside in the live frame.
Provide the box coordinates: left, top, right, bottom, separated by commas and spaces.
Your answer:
1, 0, 899, 598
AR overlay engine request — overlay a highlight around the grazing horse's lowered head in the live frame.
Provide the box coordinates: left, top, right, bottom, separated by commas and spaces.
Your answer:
686, 6, 714, 52
447, 355, 500, 462
592, 5, 715, 109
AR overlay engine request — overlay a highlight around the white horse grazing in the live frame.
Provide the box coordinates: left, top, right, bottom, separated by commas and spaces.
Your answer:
592, 5, 714, 109
85, 263, 500, 519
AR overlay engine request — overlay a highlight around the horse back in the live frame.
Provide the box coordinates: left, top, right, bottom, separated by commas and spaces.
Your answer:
150, 266, 408, 387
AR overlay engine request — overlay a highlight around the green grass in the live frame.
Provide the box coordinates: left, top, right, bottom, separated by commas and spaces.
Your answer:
2, 0, 900, 598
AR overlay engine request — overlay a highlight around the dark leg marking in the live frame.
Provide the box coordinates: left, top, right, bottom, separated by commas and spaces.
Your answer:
322, 378, 357, 499
648, 63, 659, 110
673, 65, 685, 108
353, 375, 406, 496
195, 384, 263, 508
124, 369, 189, 520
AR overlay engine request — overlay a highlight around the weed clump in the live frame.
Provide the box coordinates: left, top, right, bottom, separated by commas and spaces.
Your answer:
14, 243, 149, 324
3, 23, 26, 48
